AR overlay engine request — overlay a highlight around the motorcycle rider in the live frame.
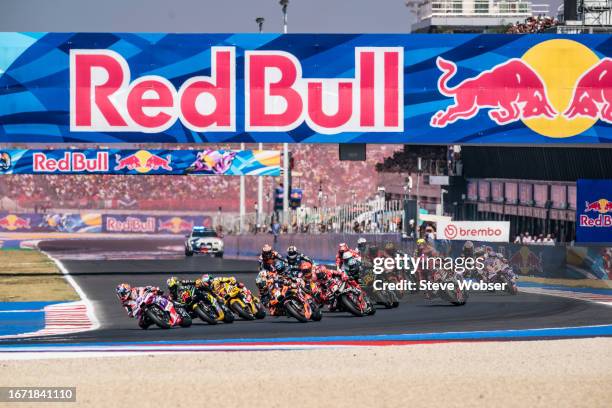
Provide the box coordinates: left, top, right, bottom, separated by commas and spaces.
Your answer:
356, 237, 368, 255
336, 243, 361, 270
414, 238, 439, 298
115, 283, 163, 329
285, 245, 313, 277
259, 244, 285, 271
311, 264, 349, 305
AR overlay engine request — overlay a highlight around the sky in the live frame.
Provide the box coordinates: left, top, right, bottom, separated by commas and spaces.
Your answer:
0, 0, 418, 33
0, 0, 561, 33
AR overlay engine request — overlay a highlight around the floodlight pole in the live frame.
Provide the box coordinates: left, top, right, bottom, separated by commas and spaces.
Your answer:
240, 142, 246, 233
280, 0, 290, 226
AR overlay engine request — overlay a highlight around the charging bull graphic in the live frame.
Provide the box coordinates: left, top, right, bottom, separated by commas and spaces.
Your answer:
563, 58, 612, 123
431, 57, 557, 127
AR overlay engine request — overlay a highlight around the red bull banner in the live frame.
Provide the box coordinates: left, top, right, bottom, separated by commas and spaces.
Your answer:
0, 149, 280, 176
577, 179, 612, 243
102, 214, 212, 234
1, 33, 612, 144
0, 212, 101, 233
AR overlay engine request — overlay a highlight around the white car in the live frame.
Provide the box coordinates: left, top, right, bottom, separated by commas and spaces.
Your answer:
185, 227, 224, 258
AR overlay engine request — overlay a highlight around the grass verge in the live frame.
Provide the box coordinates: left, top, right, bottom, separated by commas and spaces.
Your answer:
0, 249, 79, 301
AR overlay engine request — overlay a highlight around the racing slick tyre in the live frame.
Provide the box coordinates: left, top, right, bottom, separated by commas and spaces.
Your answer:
179, 314, 192, 328
185, 249, 193, 257
504, 278, 519, 295
222, 310, 235, 323
194, 304, 218, 325
254, 305, 266, 319
145, 305, 172, 329
231, 302, 255, 320
284, 300, 309, 323
449, 285, 468, 306
215, 252, 224, 258
310, 304, 323, 322
340, 295, 365, 317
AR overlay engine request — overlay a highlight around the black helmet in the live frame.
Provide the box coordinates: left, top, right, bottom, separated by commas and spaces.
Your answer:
287, 245, 298, 262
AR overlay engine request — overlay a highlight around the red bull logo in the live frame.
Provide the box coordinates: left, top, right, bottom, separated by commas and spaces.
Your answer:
114, 150, 172, 173
0, 214, 31, 231
585, 198, 612, 214
580, 198, 612, 228
158, 217, 194, 234
431, 39, 611, 138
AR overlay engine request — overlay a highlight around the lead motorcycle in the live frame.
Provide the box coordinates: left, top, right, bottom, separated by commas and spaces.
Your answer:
137, 291, 192, 329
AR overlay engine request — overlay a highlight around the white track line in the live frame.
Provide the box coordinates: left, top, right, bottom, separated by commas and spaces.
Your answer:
41, 249, 100, 333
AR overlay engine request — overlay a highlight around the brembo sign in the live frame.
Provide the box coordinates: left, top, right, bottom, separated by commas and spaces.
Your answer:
437, 221, 510, 243
70, 47, 403, 135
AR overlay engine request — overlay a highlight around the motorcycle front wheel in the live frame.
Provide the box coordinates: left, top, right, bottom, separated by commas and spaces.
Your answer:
145, 305, 172, 329
284, 299, 309, 323
195, 304, 218, 325
340, 294, 365, 317
231, 301, 255, 320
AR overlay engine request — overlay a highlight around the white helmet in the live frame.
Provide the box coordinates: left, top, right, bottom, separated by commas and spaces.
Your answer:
342, 251, 353, 261
357, 237, 367, 245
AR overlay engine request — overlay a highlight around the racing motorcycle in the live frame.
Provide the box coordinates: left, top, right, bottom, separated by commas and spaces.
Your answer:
223, 282, 266, 320
362, 268, 399, 309
276, 277, 322, 323
137, 291, 192, 329
324, 274, 376, 317
488, 258, 519, 295
179, 286, 234, 325
426, 268, 469, 306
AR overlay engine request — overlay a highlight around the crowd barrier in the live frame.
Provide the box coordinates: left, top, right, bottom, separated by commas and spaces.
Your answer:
224, 234, 612, 281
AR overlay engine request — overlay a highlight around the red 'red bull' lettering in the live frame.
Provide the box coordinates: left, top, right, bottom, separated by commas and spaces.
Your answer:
431, 57, 557, 127
563, 58, 612, 123
71, 47, 236, 133
245, 48, 403, 134
33, 152, 109, 173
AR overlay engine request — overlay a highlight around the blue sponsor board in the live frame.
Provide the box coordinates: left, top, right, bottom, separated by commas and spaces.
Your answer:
576, 179, 612, 243
0, 33, 612, 144
0, 212, 101, 233
0, 149, 280, 176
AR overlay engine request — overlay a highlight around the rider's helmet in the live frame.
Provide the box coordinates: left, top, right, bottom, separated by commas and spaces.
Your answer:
116, 283, 131, 301
384, 241, 396, 256
194, 278, 203, 288
342, 251, 354, 262
201, 274, 212, 285
346, 257, 360, 275
166, 277, 179, 289
357, 237, 367, 253
274, 260, 286, 273
227, 277, 237, 286
286, 245, 298, 263
463, 241, 474, 256
416, 238, 426, 253
315, 266, 328, 280
261, 244, 273, 259
338, 242, 349, 254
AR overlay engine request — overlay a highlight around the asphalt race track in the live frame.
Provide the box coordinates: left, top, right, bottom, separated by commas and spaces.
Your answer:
3, 238, 612, 345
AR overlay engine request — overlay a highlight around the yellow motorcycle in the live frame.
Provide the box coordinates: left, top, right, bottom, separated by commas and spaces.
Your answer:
223, 283, 266, 320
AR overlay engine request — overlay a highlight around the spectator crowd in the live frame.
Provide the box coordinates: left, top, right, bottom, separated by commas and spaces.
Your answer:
506, 15, 558, 34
